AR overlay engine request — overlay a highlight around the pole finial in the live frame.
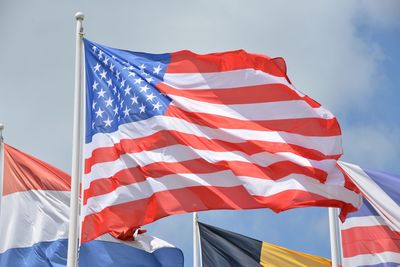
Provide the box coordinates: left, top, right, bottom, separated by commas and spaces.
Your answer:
0, 123, 4, 141
75, 12, 84, 21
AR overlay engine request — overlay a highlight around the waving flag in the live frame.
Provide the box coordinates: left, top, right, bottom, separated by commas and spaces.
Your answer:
339, 162, 400, 267
82, 38, 361, 243
0, 144, 183, 267
199, 222, 331, 266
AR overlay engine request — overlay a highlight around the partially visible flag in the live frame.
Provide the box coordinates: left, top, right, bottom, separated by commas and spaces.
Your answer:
0, 144, 184, 267
79, 234, 184, 267
339, 162, 400, 267
81, 38, 361, 242
198, 222, 331, 267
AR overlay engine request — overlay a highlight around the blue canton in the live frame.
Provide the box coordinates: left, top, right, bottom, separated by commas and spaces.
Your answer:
83, 39, 171, 143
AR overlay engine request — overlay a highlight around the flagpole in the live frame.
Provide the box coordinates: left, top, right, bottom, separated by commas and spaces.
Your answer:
329, 207, 340, 267
193, 212, 200, 267
338, 219, 344, 264
67, 12, 85, 267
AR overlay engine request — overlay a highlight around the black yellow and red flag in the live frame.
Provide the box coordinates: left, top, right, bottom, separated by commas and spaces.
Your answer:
199, 222, 331, 267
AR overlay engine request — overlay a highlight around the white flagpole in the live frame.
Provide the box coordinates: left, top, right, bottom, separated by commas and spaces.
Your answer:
193, 212, 200, 267
338, 218, 344, 265
329, 207, 340, 267
67, 12, 85, 267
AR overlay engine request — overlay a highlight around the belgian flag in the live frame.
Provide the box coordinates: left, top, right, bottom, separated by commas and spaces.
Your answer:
199, 222, 331, 267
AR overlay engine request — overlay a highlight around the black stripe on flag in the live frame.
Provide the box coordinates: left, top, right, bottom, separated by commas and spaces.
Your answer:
198, 222, 262, 267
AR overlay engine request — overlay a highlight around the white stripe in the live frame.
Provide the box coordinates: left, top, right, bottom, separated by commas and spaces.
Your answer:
340, 215, 388, 231
94, 233, 175, 253
85, 145, 339, 189
84, 143, 338, 190
0, 190, 70, 253
170, 95, 335, 120
343, 251, 400, 266
84, 170, 240, 215
85, 116, 342, 159
83, 171, 360, 216
163, 68, 295, 90
339, 161, 400, 233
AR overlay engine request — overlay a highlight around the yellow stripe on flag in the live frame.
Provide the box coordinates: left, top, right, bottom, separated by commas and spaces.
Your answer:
260, 242, 331, 267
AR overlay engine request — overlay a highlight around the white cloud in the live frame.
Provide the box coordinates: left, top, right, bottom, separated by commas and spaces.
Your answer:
342, 122, 400, 172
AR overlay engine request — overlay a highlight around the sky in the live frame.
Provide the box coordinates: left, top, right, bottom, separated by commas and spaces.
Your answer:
0, 0, 399, 265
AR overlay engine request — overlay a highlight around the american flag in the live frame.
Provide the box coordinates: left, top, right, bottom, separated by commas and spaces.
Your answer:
339, 162, 400, 266
81, 39, 361, 243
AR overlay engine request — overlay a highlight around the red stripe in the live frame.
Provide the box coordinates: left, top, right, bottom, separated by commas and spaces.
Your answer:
3, 144, 71, 195
81, 186, 355, 243
157, 82, 321, 108
168, 50, 288, 79
342, 225, 400, 257
85, 130, 339, 174
165, 105, 341, 137
338, 164, 361, 196
83, 159, 328, 203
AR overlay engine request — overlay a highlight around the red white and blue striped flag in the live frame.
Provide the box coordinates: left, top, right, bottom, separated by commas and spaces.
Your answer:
81, 39, 361, 243
0, 144, 184, 267
339, 162, 400, 266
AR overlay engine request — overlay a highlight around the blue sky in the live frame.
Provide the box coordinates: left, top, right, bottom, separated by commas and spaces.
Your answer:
0, 1, 399, 266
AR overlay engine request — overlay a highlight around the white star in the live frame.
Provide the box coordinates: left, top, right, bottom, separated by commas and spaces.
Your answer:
134, 78, 143, 85
97, 88, 106, 98
107, 78, 112, 87
123, 106, 130, 117
128, 71, 136, 77
103, 57, 110, 66
116, 71, 121, 81
113, 106, 119, 116
92, 101, 97, 110
146, 93, 156, 102
103, 117, 113, 127
140, 84, 150, 93
120, 79, 126, 87
112, 86, 117, 94
139, 64, 146, 71
92, 81, 99, 90
131, 94, 138, 104
110, 63, 115, 72
98, 50, 104, 59
105, 97, 114, 107
92, 46, 97, 52
152, 101, 162, 111
128, 66, 135, 70
92, 121, 95, 129
120, 99, 124, 108
112, 55, 117, 59
139, 103, 146, 113
146, 76, 154, 83
153, 65, 162, 74
124, 85, 132, 95
100, 70, 107, 80
95, 107, 104, 118
93, 63, 101, 72
117, 92, 121, 101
